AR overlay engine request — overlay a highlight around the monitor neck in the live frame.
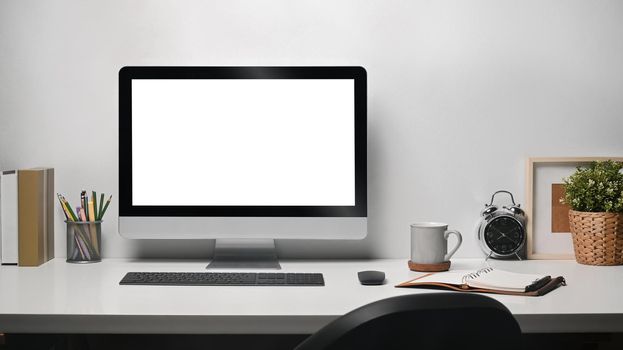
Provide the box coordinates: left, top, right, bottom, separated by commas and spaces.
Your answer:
206, 239, 281, 270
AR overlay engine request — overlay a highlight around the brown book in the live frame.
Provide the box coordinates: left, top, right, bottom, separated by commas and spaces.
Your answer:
17, 168, 54, 266
44, 168, 54, 261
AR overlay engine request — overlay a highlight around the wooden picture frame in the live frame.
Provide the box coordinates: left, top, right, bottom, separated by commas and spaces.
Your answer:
525, 157, 623, 259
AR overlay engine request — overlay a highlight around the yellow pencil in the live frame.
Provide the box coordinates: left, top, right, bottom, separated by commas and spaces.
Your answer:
88, 199, 95, 222
87, 199, 99, 253
59, 197, 74, 222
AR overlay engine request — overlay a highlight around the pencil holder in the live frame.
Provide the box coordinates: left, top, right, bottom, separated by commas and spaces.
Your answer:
66, 220, 102, 263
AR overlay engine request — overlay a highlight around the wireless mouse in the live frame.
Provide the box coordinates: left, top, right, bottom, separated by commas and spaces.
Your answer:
358, 270, 386, 285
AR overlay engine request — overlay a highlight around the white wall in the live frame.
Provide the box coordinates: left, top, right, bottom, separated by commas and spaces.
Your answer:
1, 0, 622, 259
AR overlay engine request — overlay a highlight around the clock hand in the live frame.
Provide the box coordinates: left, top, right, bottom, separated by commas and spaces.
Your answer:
490, 227, 507, 242
495, 230, 520, 245
503, 234, 520, 245
491, 227, 520, 245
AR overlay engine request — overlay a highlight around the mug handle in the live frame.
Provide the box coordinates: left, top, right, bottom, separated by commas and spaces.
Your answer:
443, 230, 463, 261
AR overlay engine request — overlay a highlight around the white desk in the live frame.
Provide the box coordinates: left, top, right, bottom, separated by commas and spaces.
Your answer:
0, 258, 621, 334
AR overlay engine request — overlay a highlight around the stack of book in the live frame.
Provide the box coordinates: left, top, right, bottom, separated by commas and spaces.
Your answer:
0, 168, 55, 267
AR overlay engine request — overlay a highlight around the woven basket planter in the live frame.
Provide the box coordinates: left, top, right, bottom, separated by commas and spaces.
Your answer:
569, 210, 623, 266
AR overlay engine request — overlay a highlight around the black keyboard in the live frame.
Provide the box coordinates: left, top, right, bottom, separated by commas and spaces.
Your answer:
120, 272, 325, 286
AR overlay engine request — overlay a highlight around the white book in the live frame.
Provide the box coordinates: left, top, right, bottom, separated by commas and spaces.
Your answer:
1, 170, 18, 264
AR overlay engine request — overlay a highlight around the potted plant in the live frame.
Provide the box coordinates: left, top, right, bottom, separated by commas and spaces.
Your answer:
563, 160, 623, 265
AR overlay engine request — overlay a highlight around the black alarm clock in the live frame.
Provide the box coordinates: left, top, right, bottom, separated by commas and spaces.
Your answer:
477, 190, 526, 260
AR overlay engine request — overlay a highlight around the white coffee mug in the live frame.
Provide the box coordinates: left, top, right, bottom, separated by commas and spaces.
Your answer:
410, 222, 463, 264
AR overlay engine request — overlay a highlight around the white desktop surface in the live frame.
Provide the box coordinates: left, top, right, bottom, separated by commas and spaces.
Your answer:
0, 258, 621, 334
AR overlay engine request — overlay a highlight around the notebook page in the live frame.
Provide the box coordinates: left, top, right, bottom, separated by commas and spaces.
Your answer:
466, 269, 546, 292
407, 270, 474, 286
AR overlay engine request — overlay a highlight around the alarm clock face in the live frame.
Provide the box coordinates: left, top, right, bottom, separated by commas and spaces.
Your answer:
484, 216, 524, 256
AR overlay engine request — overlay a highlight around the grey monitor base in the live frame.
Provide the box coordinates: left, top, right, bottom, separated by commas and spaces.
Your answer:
206, 239, 281, 270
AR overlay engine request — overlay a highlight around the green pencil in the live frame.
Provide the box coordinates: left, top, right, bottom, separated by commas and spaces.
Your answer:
98, 193, 105, 220
99, 195, 112, 220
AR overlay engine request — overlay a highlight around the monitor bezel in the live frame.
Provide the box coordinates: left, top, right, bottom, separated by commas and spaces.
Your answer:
119, 66, 367, 217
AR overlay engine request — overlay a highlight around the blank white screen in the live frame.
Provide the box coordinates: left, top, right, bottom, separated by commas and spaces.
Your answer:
132, 79, 355, 206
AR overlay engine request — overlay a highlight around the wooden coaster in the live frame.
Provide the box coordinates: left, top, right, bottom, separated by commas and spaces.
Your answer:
408, 260, 451, 272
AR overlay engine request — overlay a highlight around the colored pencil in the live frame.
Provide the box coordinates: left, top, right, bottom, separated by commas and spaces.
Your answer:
57, 194, 70, 220
88, 200, 95, 222
99, 195, 112, 220
98, 193, 105, 220
92, 191, 98, 221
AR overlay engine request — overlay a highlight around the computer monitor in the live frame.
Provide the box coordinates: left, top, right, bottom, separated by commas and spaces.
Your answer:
118, 66, 367, 268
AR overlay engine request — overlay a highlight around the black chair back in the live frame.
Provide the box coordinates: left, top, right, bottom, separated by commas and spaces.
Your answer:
295, 292, 521, 350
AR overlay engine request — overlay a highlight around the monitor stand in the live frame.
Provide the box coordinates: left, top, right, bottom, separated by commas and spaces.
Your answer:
206, 239, 281, 270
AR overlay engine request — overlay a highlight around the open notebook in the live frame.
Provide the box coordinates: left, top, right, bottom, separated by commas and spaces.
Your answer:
396, 267, 566, 296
